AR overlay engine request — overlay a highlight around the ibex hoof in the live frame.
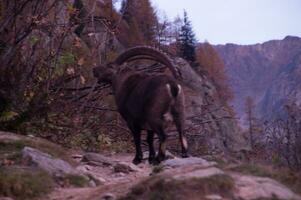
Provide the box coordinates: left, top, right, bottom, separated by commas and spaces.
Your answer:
132, 157, 142, 165
181, 152, 190, 158
154, 154, 166, 165
148, 156, 156, 165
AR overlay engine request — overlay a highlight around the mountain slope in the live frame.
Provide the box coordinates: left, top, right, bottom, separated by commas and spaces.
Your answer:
214, 36, 301, 120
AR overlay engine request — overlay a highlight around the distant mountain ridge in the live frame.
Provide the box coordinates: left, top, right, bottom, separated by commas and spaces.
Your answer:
214, 36, 301, 120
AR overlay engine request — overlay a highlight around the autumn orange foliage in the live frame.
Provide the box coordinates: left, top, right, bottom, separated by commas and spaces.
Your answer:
196, 43, 233, 103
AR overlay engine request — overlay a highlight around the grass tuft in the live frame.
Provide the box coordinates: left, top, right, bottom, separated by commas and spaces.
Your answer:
120, 174, 235, 200
0, 166, 54, 200
229, 163, 301, 195
63, 174, 89, 187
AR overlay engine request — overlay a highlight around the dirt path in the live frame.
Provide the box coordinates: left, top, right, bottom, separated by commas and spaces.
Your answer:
42, 154, 152, 200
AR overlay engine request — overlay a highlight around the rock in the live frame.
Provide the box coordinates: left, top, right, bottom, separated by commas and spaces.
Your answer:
173, 167, 224, 180
76, 164, 93, 173
143, 150, 176, 160
22, 147, 75, 177
82, 153, 114, 166
0, 131, 21, 141
26, 134, 35, 138
88, 180, 97, 187
72, 154, 84, 162
87, 173, 106, 185
113, 162, 141, 174
113, 172, 126, 177
0, 197, 14, 200
205, 194, 223, 200
163, 157, 216, 168
174, 57, 247, 153
231, 174, 301, 200
99, 192, 116, 200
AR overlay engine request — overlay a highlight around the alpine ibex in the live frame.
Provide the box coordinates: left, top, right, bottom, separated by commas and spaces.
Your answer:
93, 46, 188, 164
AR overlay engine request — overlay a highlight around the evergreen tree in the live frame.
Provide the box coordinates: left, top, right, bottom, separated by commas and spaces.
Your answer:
178, 11, 196, 63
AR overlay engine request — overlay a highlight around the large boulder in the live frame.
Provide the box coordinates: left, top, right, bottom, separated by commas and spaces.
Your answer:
22, 146, 75, 177
231, 173, 301, 200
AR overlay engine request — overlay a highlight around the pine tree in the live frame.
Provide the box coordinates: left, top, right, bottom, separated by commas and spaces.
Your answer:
177, 11, 196, 63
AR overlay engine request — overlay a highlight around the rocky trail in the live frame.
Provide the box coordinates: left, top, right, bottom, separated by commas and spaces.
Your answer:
0, 131, 300, 200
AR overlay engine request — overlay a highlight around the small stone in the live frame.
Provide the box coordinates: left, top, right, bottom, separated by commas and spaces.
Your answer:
87, 174, 106, 185
100, 192, 116, 200
113, 172, 126, 177
88, 180, 97, 187
26, 134, 35, 138
83, 153, 114, 166
205, 194, 223, 200
113, 162, 141, 174
72, 154, 83, 161
76, 165, 92, 173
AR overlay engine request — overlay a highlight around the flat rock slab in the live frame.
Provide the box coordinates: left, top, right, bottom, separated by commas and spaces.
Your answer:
231, 173, 301, 200
22, 146, 75, 176
205, 194, 223, 200
113, 162, 141, 173
173, 167, 224, 180
82, 153, 114, 166
163, 157, 216, 168
0, 131, 22, 141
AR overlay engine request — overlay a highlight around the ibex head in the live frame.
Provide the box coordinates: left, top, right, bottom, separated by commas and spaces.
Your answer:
93, 64, 116, 84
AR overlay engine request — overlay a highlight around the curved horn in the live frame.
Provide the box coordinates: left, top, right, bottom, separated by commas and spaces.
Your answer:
114, 46, 181, 79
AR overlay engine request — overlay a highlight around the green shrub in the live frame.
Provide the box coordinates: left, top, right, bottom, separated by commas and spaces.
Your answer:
63, 174, 89, 187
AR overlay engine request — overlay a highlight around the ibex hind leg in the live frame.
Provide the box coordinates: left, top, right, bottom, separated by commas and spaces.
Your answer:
129, 125, 143, 165
154, 127, 168, 164
147, 130, 156, 164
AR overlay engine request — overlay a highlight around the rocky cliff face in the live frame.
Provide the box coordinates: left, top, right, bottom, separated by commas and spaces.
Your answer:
214, 36, 301, 120
173, 58, 246, 153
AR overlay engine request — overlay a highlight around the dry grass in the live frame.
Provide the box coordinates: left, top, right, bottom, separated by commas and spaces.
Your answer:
0, 166, 55, 200
229, 163, 301, 195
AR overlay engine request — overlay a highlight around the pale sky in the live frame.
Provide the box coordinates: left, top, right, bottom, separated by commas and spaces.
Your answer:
150, 0, 301, 45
